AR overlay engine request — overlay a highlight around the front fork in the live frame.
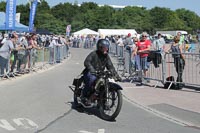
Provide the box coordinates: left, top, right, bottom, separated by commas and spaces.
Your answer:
105, 80, 110, 108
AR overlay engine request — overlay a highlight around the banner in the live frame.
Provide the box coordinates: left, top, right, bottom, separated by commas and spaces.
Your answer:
5, 0, 17, 30
66, 25, 71, 36
29, 0, 38, 32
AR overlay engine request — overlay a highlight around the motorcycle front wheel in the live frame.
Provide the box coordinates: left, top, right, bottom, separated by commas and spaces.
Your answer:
99, 89, 122, 121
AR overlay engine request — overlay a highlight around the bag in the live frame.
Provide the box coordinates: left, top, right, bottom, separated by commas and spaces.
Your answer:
10, 53, 15, 62
72, 76, 83, 87
164, 76, 176, 89
175, 82, 184, 90
164, 76, 184, 90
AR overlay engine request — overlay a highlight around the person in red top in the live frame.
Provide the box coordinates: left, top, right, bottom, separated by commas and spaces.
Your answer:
133, 32, 151, 81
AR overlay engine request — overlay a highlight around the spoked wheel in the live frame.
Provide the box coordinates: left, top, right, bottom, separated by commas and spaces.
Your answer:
99, 89, 122, 121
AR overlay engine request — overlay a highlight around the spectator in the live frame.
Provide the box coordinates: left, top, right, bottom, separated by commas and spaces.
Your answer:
0, 33, 23, 77
28, 33, 40, 68
49, 36, 57, 64
17, 35, 29, 73
10, 33, 21, 73
171, 36, 185, 89
177, 32, 185, 51
133, 32, 151, 83
116, 35, 124, 57
124, 33, 133, 49
132, 35, 140, 71
153, 33, 165, 51
1, 34, 8, 46
55, 36, 62, 63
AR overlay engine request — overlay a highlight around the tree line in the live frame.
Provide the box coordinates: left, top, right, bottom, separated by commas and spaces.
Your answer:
0, 0, 200, 35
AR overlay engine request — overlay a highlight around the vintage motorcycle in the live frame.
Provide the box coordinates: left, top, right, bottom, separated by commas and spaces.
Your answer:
69, 70, 123, 121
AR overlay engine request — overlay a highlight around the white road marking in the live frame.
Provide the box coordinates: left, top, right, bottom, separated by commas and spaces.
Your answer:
98, 129, 105, 133
79, 131, 94, 133
13, 118, 39, 129
0, 118, 38, 131
79, 129, 105, 133
0, 119, 16, 131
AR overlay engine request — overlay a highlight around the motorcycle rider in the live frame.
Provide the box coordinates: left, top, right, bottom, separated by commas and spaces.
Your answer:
81, 39, 122, 105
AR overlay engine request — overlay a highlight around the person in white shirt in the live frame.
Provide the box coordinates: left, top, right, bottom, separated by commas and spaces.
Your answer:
116, 36, 124, 57
153, 33, 165, 51
0, 34, 23, 76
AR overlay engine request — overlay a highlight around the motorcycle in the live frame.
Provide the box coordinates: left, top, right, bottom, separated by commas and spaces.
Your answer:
69, 70, 123, 121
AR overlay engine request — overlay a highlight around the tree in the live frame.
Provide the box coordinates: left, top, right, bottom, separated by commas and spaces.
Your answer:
176, 8, 200, 32
37, 0, 51, 14
51, 3, 79, 24
0, 1, 6, 12
150, 7, 172, 29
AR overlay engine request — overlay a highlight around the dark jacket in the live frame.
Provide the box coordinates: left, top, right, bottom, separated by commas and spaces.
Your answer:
83, 50, 119, 77
147, 50, 162, 68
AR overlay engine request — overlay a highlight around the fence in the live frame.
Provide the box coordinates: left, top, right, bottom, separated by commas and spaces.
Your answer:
111, 42, 200, 89
0, 45, 69, 80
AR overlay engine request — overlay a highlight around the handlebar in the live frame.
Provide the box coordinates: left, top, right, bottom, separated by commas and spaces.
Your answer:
91, 70, 122, 82
91, 70, 112, 77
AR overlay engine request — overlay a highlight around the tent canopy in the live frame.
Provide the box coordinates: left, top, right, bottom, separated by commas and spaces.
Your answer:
73, 28, 99, 36
0, 12, 29, 32
98, 29, 137, 37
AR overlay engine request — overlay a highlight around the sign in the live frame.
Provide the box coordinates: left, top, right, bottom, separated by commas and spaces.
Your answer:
5, 0, 17, 30
16, 13, 20, 23
66, 25, 71, 36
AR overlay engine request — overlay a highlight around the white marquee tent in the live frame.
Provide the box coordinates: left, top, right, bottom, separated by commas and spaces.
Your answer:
98, 29, 137, 37
73, 28, 99, 36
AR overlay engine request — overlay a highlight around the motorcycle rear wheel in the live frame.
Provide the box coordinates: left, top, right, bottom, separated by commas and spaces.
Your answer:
73, 87, 82, 108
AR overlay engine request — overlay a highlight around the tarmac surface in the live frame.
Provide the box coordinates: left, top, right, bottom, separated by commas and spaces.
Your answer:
120, 81, 200, 128
1, 48, 200, 130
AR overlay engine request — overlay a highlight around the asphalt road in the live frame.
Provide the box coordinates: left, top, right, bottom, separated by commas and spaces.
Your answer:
0, 48, 199, 133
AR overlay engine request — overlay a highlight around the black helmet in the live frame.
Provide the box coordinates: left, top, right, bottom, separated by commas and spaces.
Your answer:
97, 39, 110, 55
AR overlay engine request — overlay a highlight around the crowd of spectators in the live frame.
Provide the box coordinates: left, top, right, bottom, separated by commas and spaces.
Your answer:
0, 32, 70, 80
1, 30, 199, 87
106, 31, 200, 85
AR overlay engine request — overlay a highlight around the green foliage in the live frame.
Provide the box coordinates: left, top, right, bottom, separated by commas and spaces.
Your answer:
0, 1, 199, 34
0, 1, 6, 11
176, 8, 200, 32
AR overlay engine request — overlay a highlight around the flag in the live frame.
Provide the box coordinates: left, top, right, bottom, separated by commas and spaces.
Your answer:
29, 0, 38, 32
5, 0, 17, 30
28, 0, 41, 9
66, 25, 71, 36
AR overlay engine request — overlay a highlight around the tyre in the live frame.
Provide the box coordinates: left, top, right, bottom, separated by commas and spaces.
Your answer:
99, 89, 122, 121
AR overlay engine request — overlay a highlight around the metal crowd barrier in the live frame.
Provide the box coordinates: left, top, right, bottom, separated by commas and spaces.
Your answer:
0, 45, 69, 80
111, 41, 200, 89
164, 52, 200, 87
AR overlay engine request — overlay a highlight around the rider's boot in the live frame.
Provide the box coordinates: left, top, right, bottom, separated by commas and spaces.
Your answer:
80, 94, 92, 107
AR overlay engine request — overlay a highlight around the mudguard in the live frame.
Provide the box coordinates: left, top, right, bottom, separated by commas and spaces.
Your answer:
108, 82, 123, 91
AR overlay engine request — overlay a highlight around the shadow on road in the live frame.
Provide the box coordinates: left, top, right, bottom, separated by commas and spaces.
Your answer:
69, 101, 116, 122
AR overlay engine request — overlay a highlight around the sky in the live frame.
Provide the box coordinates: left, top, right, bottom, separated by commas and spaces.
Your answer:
1, 0, 200, 16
